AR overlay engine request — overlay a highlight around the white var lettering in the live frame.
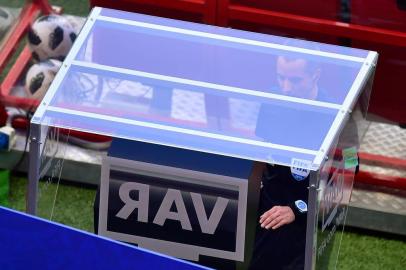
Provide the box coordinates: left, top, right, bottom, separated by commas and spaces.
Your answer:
115, 183, 229, 234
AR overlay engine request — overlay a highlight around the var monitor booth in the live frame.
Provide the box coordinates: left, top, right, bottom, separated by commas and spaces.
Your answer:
28, 7, 377, 270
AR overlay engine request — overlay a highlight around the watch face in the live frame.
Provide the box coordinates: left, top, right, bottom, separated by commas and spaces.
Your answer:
295, 200, 308, 213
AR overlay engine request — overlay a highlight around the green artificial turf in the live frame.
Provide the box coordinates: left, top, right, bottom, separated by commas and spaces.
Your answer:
0, 0, 25, 9
0, 0, 89, 15
4, 173, 406, 270
49, 0, 90, 16
7, 174, 96, 232
336, 231, 406, 270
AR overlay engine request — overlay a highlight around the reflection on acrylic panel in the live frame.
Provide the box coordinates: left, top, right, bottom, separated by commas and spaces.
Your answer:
316, 112, 361, 270
76, 20, 362, 105
37, 126, 70, 221
56, 68, 338, 148
34, 7, 375, 168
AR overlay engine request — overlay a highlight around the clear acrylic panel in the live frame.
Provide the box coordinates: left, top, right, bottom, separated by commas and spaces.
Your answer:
37, 65, 342, 168
98, 8, 369, 59
315, 98, 369, 269
32, 7, 376, 170
75, 19, 363, 105
35, 125, 97, 232
37, 126, 70, 221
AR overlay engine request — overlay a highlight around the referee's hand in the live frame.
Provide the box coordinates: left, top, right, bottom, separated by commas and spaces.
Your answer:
259, 206, 295, 230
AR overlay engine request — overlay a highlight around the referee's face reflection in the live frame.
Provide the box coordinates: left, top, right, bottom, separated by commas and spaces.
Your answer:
276, 56, 319, 100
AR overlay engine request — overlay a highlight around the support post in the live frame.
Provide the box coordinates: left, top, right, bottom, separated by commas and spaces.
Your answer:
27, 122, 41, 215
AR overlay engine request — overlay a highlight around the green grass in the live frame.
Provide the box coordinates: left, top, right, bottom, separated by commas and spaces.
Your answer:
0, 0, 89, 15
49, 0, 90, 16
8, 174, 96, 232
0, 0, 25, 9
3, 173, 406, 270
337, 231, 406, 270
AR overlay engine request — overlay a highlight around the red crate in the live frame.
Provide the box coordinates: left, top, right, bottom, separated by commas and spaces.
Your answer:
0, 0, 53, 110
0, 1, 112, 146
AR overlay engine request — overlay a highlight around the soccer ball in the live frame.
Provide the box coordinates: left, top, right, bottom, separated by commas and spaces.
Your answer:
27, 14, 77, 61
25, 59, 62, 100
0, 7, 14, 38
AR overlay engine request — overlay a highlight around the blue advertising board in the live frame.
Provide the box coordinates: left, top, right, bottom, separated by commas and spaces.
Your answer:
0, 206, 211, 270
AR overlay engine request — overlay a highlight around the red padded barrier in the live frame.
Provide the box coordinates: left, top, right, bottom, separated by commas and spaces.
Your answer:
351, 0, 406, 31
229, 0, 340, 20
351, 0, 406, 123
217, 0, 342, 46
90, 0, 216, 24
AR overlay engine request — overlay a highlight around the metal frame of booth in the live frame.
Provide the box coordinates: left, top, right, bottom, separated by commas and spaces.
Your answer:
27, 7, 377, 270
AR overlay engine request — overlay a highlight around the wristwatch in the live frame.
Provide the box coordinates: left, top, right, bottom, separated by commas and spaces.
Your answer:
294, 200, 308, 214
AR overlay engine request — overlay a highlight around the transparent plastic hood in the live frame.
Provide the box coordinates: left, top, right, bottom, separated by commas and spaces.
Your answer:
32, 7, 377, 170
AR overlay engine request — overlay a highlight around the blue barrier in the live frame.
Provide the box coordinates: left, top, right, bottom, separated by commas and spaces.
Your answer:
0, 206, 212, 270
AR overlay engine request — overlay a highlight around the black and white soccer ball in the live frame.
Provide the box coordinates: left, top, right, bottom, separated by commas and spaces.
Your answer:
25, 59, 62, 100
0, 7, 14, 38
27, 14, 77, 61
